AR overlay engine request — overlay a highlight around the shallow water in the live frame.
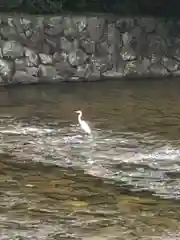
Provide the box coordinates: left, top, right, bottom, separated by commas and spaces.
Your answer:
1, 80, 180, 239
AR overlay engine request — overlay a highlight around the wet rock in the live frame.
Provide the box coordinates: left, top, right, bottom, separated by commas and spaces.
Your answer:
92, 55, 113, 73
2, 40, 24, 59
68, 50, 87, 67
75, 65, 87, 79
39, 64, 60, 81
115, 18, 134, 33
79, 63, 101, 81
63, 17, 77, 39
0, 25, 17, 40
124, 59, 151, 76
59, 37, 71, 52
28, 26, 45, 51
15, 58, 26, 70
107, 24, 122, 47
44, 16, 64, 36
95, 42, 109, 58
55, 61, 76, 79
121, 45, 136, 61
60, 37, 73, 52
0, 15, 179, 84
39, 53, 53, 65
0, 48, 3, 58
147, 35, 167, 56
171, 47, 180, 61
10, 17, 33, 39
102, 70, 124, 78
41, 43, 51, 55
45, 35, 59, 52
0, 75, 4, 84
26, 67, 39, 78
149, 63, 169, 76
0, 59, 14, 81
87, 17, 105, 42
124, 61, 138, 76
80, 38, 95, 54
122, 32, 132, 45
162, 57, 179, 72
53, 51, 68, 62
24, 48, 39, 67
137, 18, 156, 33
73, 16, 87, 33
11, 70, 39, 84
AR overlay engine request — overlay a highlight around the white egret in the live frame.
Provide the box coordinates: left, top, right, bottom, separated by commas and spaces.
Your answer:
75, 110, 92, 135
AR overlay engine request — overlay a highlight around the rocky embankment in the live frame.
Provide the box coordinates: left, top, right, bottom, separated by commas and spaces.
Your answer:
0, 15, 179, 85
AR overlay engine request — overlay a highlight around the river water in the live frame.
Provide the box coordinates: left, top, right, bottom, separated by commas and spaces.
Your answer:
1, 80, 180, 239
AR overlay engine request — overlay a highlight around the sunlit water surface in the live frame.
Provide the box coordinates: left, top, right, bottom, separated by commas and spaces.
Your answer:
1, 80, 180, 239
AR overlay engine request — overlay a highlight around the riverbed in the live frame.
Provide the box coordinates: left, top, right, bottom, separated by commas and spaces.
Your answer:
1, 79, 180, 239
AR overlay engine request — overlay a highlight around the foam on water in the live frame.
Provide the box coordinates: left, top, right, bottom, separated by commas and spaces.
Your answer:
1, 120, 180, 199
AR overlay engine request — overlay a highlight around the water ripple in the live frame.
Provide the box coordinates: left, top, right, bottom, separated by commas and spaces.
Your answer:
0, 118, 180, 200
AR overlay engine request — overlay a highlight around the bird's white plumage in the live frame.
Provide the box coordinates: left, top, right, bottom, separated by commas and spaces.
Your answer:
75, 110, 91, 135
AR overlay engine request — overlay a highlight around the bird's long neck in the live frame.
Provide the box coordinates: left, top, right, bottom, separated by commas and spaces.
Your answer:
78, 112, 82, 123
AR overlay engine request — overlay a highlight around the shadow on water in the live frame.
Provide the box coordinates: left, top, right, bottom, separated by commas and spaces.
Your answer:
1, 79, 180, 238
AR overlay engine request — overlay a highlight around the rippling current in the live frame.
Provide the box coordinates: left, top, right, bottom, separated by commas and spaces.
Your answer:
1, 80, 180, 239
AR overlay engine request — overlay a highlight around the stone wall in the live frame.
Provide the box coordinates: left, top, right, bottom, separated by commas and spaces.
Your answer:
0, 14, 179, 85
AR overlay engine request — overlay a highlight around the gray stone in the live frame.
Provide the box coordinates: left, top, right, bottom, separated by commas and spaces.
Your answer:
60, 37, 72, 52
95, 42, 109, 58
2, 40, 24, 59
115, 18, 134, 33
26, 67, 39, 78
124, 59, 151, 76
75, 66, 87, 79
39, 64, 60, 81
24, 48, 39, 67
122, 32, 132, 45
121, 45, 136, 61
55, 61, 76, 79
0, 15, 179, 84
102, 70, 124, 78
10, 17, 33, 38
39, 53, 53, 65
63, 17, 77, 39
147, 35, 166, 56
15, 58, 26, 70
0, 26, 17, 40
68, 50, 87, 66
0, 59, 14, 81
162, 57, 179, 72
149, 63, 169, 76
45, 36, 59, 51
91, 55, 113, 73
0, 75, 4, 84
12, 70, 39, 84
87, 17, 105, 42
44, 16, 64, 36
107, 24, 122, 47
124, 61, 139, 76
73, 16, 87, 33
137, 18, 156, 33
80, 38, 95, 54
53, 51, 68, 62
41, 43, 51, 55
86, 65, 101, 81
